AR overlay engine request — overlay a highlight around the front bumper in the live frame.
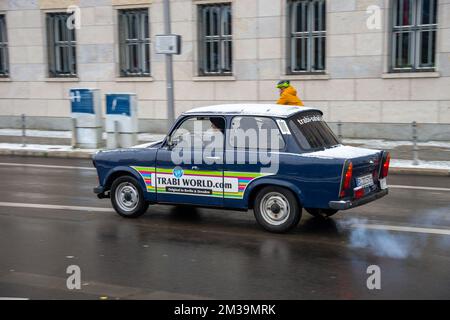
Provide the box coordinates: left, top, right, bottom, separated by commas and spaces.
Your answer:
93, 186, 104, 194
329, 188, 388, 210
94, 186, 109, 199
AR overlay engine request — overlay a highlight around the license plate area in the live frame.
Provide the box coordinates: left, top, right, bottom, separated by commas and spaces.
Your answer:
379, 178, 388, 190
356, 174, 374, 188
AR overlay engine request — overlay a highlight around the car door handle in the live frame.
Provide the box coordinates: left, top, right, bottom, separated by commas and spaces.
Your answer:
191, 166, 199, 170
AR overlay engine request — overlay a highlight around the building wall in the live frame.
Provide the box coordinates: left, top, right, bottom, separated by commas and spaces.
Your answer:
0, 0, 449, 139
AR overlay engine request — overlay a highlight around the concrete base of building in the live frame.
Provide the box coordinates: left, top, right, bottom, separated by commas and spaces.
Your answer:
327, 122, 450, 141
106, 132, 138, 149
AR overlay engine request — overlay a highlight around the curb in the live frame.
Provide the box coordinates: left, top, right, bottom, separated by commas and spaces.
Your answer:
0, 149, 94, 159
390, 167, 450, 177
0, 149, 449, 176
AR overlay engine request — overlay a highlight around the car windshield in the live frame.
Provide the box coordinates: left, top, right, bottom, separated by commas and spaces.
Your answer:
288, 111, 340, 150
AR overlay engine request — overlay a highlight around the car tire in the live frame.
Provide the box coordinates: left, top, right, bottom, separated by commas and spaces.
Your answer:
253, 186, 301, 233
305, 208, 338, 218
111, 175, 149, 218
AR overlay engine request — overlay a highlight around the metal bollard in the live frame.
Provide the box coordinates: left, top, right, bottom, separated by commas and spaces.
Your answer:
71, 117, 77, 149
337, 121, 343, 141
114, 120, 120, 149
21, 114, 26, 147
412, 121, 419, 165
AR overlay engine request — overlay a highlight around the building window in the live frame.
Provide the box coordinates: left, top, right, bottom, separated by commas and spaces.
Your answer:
118, 9, 150, 77
288, 0, 326, 74
0, 14, 9, 77
198, 4, 232, 76
46, 13, 77, 77
391, 0, 438, 72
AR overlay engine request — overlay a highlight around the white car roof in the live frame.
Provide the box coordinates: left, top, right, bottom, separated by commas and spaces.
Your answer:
183, 104, 321, 119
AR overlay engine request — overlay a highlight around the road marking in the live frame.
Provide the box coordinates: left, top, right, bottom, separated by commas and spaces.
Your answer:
0, 200, 449, 244
351, 223, 450, 236
0, 202, 113, 213
389, 185, 450, 192
0, 162, 95, 171
0, 201, 449, 237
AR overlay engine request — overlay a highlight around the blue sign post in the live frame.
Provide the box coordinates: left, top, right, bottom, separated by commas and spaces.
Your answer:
70, 88, 103, 149
106, 94, 132, 116
70, 89, 95, 114
105, 93, 138, 149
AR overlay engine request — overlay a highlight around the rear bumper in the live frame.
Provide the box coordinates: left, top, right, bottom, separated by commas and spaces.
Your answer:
329, 188, 388, 210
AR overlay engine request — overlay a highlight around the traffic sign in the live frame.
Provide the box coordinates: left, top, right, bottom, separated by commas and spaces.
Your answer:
155, 34, 182, 55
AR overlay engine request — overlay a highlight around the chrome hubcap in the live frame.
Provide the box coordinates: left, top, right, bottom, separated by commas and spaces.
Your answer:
115, 182, 139, 212
260, 192, 290, 226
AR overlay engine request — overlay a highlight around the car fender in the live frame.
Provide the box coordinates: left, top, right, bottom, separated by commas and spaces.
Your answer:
104, 166, 147, 191
243, 176, 305, 208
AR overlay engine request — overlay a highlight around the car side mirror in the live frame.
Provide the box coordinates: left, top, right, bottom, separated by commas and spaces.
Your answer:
167, 136, 181, 149
166, 136, 174, 148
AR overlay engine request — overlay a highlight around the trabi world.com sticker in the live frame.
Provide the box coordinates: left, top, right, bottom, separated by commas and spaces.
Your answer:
173, 167, 184, 179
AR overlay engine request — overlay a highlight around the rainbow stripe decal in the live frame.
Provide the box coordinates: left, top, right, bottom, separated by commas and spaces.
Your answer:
131, 166, 156, 192
223, 171, 271, 199
131, 166, 272, 199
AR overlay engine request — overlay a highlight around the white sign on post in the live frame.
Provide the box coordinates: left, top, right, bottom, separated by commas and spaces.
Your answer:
155, 35, 182, 54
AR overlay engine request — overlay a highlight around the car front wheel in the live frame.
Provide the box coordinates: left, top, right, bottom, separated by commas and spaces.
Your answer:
253, 186, 301, 233
111, 176, 149, 218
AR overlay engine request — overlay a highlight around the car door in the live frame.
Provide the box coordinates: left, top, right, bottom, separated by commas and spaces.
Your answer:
224, 116, 286, 209
155, 116, 225, 207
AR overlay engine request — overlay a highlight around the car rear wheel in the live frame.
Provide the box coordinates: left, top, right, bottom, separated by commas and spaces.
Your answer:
253, 186, 301, 233
305, 208, 338, 218
111, 176, 149, 218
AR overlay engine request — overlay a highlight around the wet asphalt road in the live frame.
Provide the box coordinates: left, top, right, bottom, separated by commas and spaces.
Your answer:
0, 156, 449, 300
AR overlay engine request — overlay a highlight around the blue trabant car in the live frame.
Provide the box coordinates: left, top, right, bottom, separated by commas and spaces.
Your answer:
93, 104, 389, 233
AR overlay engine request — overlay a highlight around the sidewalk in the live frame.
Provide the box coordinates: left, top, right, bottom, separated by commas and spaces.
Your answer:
343, 138, 450, 176
0, 129, 448, 176
0, 129, 166, 145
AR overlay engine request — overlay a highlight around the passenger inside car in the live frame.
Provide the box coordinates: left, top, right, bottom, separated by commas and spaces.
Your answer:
209, 117, 225, 134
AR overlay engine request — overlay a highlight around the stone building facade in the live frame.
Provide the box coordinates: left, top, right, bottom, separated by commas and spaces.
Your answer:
0, 0, 449, 140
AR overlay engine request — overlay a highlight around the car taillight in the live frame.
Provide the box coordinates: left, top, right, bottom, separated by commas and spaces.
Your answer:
354, 187, 364, 199
340, 161, 353, 198
380, 152, 390, 178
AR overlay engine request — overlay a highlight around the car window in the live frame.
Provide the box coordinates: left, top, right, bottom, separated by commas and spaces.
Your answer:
288, 111, 340, 150
170, 116, 225, 150
229, 116, 285, 150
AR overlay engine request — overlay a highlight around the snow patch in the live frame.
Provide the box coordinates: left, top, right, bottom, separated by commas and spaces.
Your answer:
131, 140, 164, 149
300, 145, 380, 159
184, 104, 315, 118
0, 143, 95, 153
0, 129, 166, 142
0, 129, 71, 139
343, 138, 450, 149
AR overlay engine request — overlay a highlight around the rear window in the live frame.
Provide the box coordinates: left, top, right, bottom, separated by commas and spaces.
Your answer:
288, 111, 340, 150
